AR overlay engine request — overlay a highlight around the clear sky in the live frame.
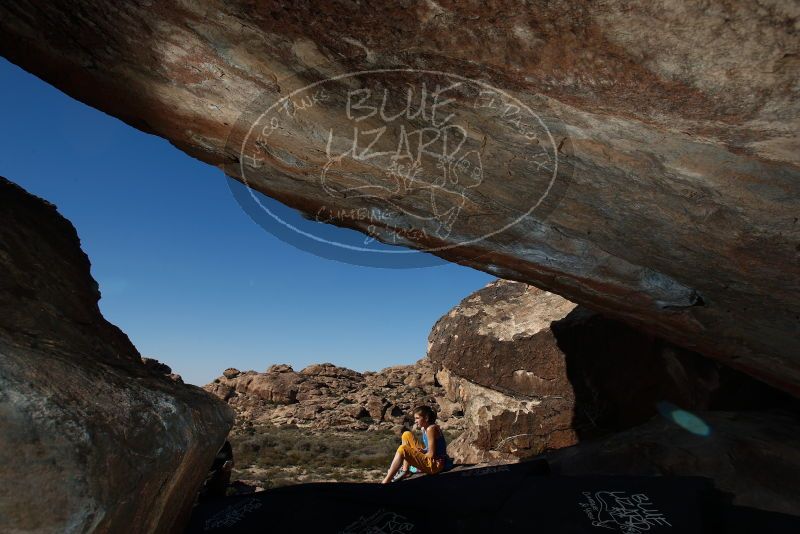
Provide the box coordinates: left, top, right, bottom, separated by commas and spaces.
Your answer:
0, 58, 493, 386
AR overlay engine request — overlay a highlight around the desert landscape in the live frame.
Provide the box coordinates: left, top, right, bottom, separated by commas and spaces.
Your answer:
1, 1, 799, 533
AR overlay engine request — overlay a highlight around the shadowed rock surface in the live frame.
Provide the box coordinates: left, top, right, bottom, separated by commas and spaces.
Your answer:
0, 177, 234, 533
186, 459, 800, 532
0, 1, 798, 394
546, 410, 800, 517
430, 279, 795, 463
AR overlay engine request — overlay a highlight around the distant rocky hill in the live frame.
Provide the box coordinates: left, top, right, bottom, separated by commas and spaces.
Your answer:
204, 359, 465, 435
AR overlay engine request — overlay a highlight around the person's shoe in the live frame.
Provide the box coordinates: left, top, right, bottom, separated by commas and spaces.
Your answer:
391, 469, 408, 482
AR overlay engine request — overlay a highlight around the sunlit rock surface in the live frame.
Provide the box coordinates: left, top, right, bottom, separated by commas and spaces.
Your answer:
205, 359, 465, 434
0, 177, 234, 533
0, 1, 798, 394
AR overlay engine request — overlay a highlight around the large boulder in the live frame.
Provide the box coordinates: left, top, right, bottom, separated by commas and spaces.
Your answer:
235, 370, 305, 404
0, 177, 234, 533
436, 367, 576, 463
0, 2, 798, 395
430, 279, 791, 463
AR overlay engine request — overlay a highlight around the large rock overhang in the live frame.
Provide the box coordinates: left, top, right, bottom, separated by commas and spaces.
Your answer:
1, 1, 797, 394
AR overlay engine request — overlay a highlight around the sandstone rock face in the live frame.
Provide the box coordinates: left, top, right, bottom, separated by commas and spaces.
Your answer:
435, 367, 575, 464
546, 410, 800, 517
0, 178, 234, 533
431, 279, 792, 463
205, 359, 464, 434
222, 367, 241, 379
0, 2, 797, 394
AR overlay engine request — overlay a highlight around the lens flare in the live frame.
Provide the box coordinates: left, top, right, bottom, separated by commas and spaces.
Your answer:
656, 401, 711, 437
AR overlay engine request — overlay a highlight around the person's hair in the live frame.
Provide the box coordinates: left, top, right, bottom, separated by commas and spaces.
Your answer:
413, 405, 437, 424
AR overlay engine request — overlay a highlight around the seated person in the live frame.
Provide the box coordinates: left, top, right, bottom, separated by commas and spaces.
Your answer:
382, 405, 449, 484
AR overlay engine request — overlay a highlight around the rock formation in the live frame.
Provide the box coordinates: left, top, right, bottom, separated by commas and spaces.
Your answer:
205, 359, 464, 434
141, 355, 185, 384
0, 177, 234, 533
0, 1, 797, 394
430, 279, 794, 463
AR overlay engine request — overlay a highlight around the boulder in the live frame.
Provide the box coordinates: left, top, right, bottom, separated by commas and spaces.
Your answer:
222, 368, 241, 379
168, 373, 185, 384
0, 177, 234, 533
141, 356, 173, 376
364, 395, 390, 423
0, 1, 797, 394
437, 367, 576, 464
141, 356, 184, 384
237, 372, 303, 404
205, 382, 236, 402
266, 364, 294, 373
431, 279, 793, 463
342, 403, 370, 420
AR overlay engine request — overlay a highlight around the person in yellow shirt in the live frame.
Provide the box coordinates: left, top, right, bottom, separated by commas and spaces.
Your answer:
382, 405, 449, 484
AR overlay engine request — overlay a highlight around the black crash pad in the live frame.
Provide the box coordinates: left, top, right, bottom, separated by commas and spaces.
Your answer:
185, 460, 799, 533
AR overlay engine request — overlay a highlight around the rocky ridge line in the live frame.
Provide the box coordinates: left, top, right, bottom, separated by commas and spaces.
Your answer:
205, 359, 464, 435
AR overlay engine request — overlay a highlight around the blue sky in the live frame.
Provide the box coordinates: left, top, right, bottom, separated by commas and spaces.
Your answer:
0, 58, 493, 386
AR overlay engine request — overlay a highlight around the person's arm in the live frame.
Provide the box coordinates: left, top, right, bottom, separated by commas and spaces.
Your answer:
425, 425, 438, 459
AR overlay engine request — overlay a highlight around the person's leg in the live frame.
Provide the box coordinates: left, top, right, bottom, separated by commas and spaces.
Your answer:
382, 432, 415, 483
401, 445, 447, 476
398, 445, 445, 474
400, 431, 423, 473
382, 442, 428, 483
401, 430, 424, 450
400, 432, 410, 472
383, 431, 432, 483
382, 448, 406, 484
